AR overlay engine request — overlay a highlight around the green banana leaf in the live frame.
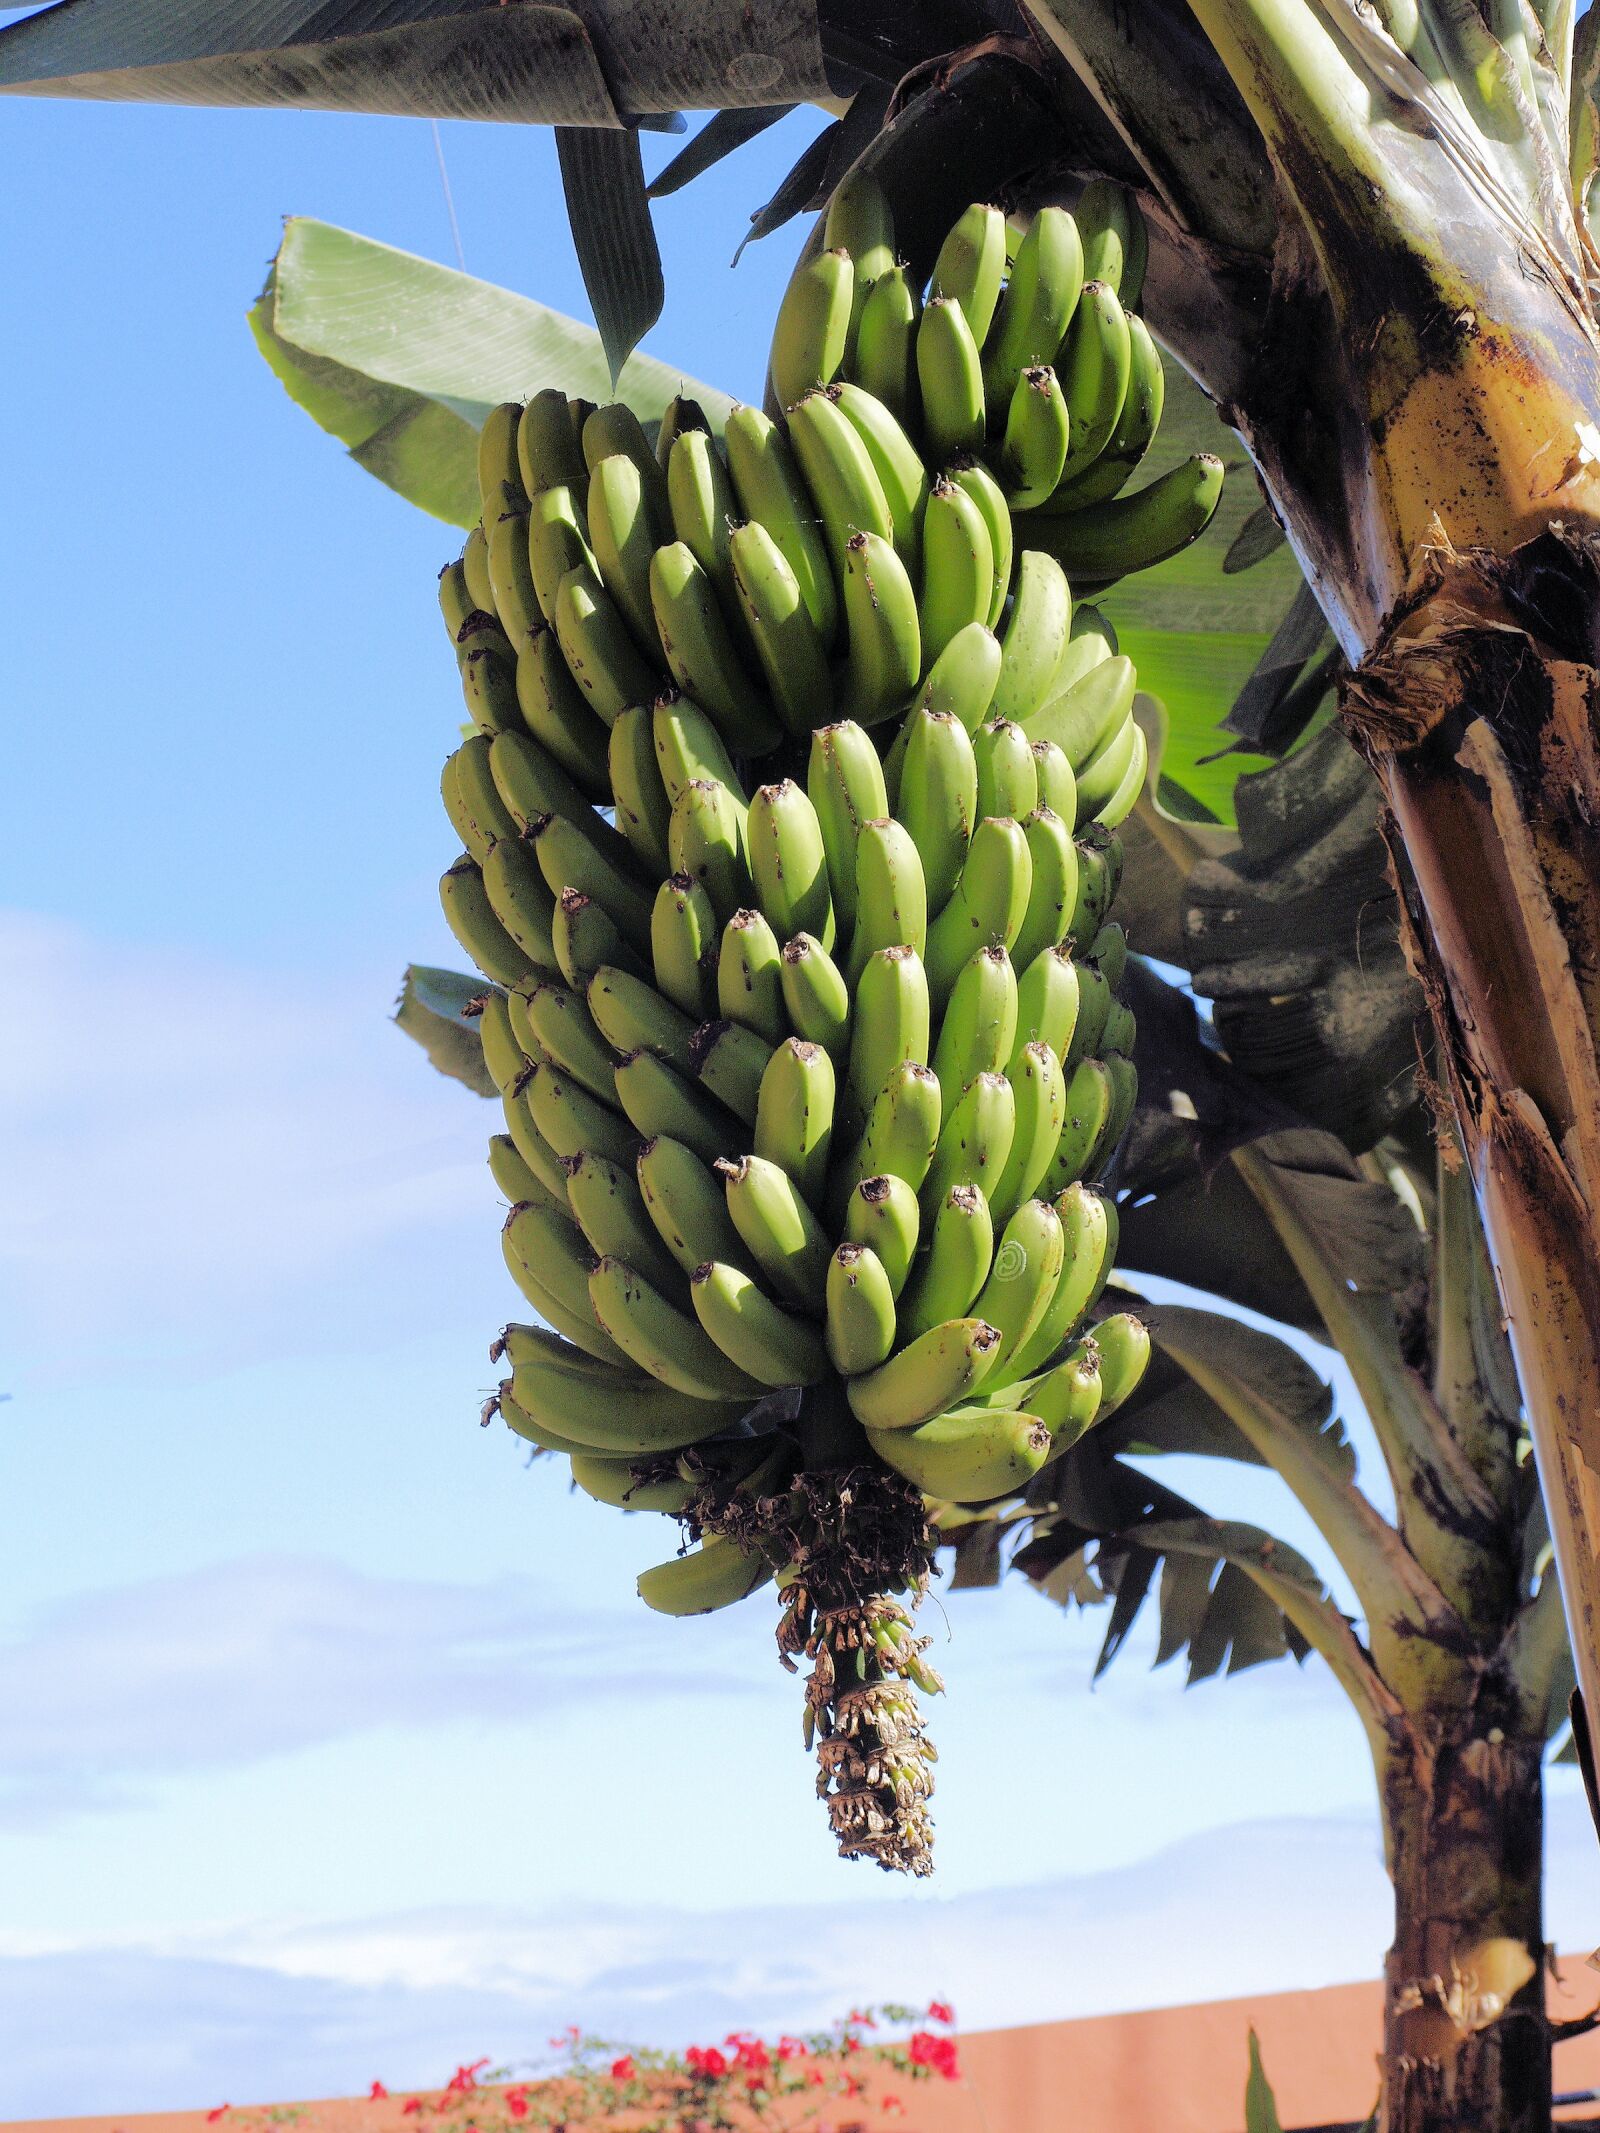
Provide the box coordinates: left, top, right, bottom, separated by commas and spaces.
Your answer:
249, 218, 731, 526
1245, 2032, 1286, 2133
393, 964, 497, 1097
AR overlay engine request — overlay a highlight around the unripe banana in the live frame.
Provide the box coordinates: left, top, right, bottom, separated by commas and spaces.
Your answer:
984, 205, 1084, 408
462, 521, 498, 621
652, 691, 749, 812
1058, 280, 1133, 480
1002, 366, 1071, 512
993, 550, 1073, 726
669, 779, 751, 923
501, 1085, 570, 1203
489, 1131, 554, 1211
848, 946, 932, 1122
486, 502, 542, 639
947, 457, 1013, 628
568, 1453, 696, 1515
1046, 313, 1164, 510
526, 1058, 638, 1169
747, 780, 835, 947
722, 404, 839, 646
526, 484, 597, 622
915, 620, 1003, 734
1090, 1050, 1139, 1175
666, 428, 743, 624
489, 730, 627, 873
691, 1016, 772, 1123
930, 201, 1007, 345
771, 247, 854, 409
717, 907, 786, 1042
847, 1316, 1002, 1432
1031, 739, 1077, 823
898, 708, 978, 912
444, 735, 520, 863
587, 451, 670, 657
478, 990, 529, 1094
1011, 1181, 1115, 1377
825, 167, 895, 322
1028, 641, 1133, 791
615, 1052, 739, 1167
637, 1132, 752, 1275
831, 382, 929, 574
609, 702, 674, 876
1030, 1339, 1104, 1446
1071, 180, 1138, 297
518, 627, 612, 798
650, 542, 779, 755
588, 964, 699, 1075
1091, 1310, 1151, 1413
1075, 712, 1140, 827
459, 636, 522, 736
867, 1404, 1050, 1502
1053, 603, 1118, 698
565, 1147, 685, 1297
531, 813, 655, 938
519, 980, 617, 1103
652, 873, 719, 1018
854, 263, 919, 428
441, 853, 540, 987
755, 1037, 836, 1208
987, 1039, 1068, 1225
1066, 959, 1114, 1070
932, 945, 1018, 1110
837, 528, 922, 727
842, 1173, 921, 1297
1011, 806, 1080, 970
970, 1195, 1065, 1379
974, 718, 1040, 823
1091, 921, 1128, 991
589, 1253, 765, 1399
495, 1383, 600, 1460
1044, 1055, 1114, 1191
846, 817, 928, 980
807, 721, 888, 939
718, 1152, 832, 1306
779, 931, 852, 1059
785, 388, 896, 565
637, 1533, 769, 1616
655, 393, 711, 469
1097, 720, 1149, 829
438, 558, 477, 647
922, 1069, 1016, 1213
1033, 456, 1225, 584
729, 519, 834, 736
582, 403, 670, 516
918, 478, 995, 672
923, 816, 1033, 1003
825, 1244, 898, 1375
554, 563, 662, 729
856, 1060, 943, 1195
898, 1183, 995, 1339
555, 887, 645, 988
1013, 942, 1082, 1067
692, 1259, 830, 1387
1069, 825, 1124, 942
916, 296, 986, 461
518, 388, 589, 503
503, 1200, 625, 1368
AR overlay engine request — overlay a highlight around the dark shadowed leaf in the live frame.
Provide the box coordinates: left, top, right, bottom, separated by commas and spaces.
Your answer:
394, 965, 497, 1096
1093, 1543, 1160, 1675
647, 104, 795, 196
1224, 503, 1287, 573
735, 114, 839, 259
1139, 1303, 1356, 1481
1156, 1551, 1219, 1666
1222, 580, 1336, 751
250, 219, 729, 525
1245, 2032, 1287, 2133
558, 127, 664, 386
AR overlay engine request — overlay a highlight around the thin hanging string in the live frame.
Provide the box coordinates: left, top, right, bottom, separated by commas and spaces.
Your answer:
431, 118, 466, 270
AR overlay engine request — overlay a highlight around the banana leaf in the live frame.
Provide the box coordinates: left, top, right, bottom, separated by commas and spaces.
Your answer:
394, 965, 497, 1097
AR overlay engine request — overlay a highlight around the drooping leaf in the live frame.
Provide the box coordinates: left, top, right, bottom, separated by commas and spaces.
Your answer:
1221, 580, 1338, 752
1245, 2032, 1286, 2133
394, 964, 497, 1096
1155, 1550, 1219, 1667
557, 126, 664, 387
1139, 1302, 1358, 1482
1224, 502, 1287, 573
1093, 1542, 1161, 1675
648, 104, 795, 197
0, 1, 835, 123
735, 113, 840, 260
249, 218, 730, 525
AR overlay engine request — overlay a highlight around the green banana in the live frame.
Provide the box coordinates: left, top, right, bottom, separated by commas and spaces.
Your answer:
525, 1059, 639, 1170
825, 168, 895, 333
1100, 998, 1138, 1058
588, 964, 699, 1074
489, 729, 628, 864
846, 1316, 1002, 1432
915, 296, 986, 460
747, 780, 835, 947
848, 946, 932, 1122
868, 1404, 1050, 1501
501, 1086, 570, 1204
1091, 1311, 1151, 1413
637, 1533, 768, 1615
842, 1173, 921, 1297
1031, 456, 1225, 584
518, 388, 588, 502
923, 815, 1033, 1002
587, 451, 670, 657
856, 1061, 943, 1195
722, 404, 838, 646
691, 1260, 829, 1388
609, 702, 674, 876
554, 563, 662, 729
785, 388, 896, 564
1044, 1055, 1115, 1191
930, 201, 1007, 345
531, 813, 655, 938
1011, 1182, 1115, 1377
691, 1016, 772, 1122
518, 981, 618, 1103
1030, 739, 1077, 823
438, 558, 478, 646
825, 1244, 898, 1375
517, 628, 611, 798
947, 457, 1013, 628
582, 403, 671, 520
1030, 1340, 1104, 1446
666, 429, 744, 629
441, 854, 539, 987
898, 1183, 995, 1340
755, 1037, 836, 1208
918, 478, 995, 672
486, 502, 542, 639
1091, 921, 1128, 990
915, 620, 1003, 734
970, 1195, 1064, 1379
1069, 825, 1123, 942
770, 247, 853, 409
992, 550, 1073, 725
854, 263, 919, 429
717, 906, 786, 1042
1011, 806, 1079, 970
1066, 960, 1113, 1070
921, 1070, 1016, 1213
1072, 180, 1139, 297
1075, 713, 1140, 826
718, 1152, 831, 1306
497, 1383, 614, 1460
650, 541, 779, 755
1089, 1051, 1139, 1175
652, 872, 719, 1018
987, 1039, 1068, 1223
931, 945, 1018, 1111
778, 931, 851, 1059
652, 692, 749, 812
1046, 313, 1164, 510
668, 779, 750, 922
477, 989, 527, 1092
984, 206, 1084, 408
1013, 942, 1082, 1067
568, 1454, 696, 1515
637, 1132, 752, 1275
846, 817, 928, 980
807, 720, 888, 940
1097, 721, 1148, 828
554, 887, 644, 988
589, 1253, 765, 1399
1002, 366, 1071, 511
526, 484, 597, 623
728, 519, 834, 736
1058, 280, 1132, 480
503, 1200, 620, 1361
462, 521, 498, 620
615, 1052, 740, 1167
898, 708, 977, 912
973, 718, 1040, 823
565, 1147, 684, 1297
831, 382, 929, 573
458, 637, 522, 736
1025, 654, 1135, 771
655, 392, 711, 468
443, 735, 519, 863
1053, 603, 1118, 696
489, 1132, 552, 1210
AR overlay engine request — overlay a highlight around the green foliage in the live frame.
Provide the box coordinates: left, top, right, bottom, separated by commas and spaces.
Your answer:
393, 965, 497, 1099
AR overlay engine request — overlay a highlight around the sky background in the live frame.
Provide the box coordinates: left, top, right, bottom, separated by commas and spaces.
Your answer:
2, 34, 1598, 2120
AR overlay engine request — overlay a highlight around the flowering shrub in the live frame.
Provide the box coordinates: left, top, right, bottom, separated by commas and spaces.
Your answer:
206, 2003, 959, 2132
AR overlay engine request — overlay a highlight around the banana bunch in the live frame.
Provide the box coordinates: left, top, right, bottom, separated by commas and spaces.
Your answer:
771, 171, 1225, 593
427, 180, 1202, 1876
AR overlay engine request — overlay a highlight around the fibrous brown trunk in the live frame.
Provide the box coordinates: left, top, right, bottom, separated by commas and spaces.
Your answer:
1380, 1727, 1547, 2133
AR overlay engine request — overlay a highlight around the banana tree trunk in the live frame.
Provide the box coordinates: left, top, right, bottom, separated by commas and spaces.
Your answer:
1380, 1726, 1547, 2133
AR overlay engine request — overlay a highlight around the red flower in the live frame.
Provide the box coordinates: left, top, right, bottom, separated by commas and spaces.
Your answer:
686, 2045, 728, 2078
927, 2001, 955, 2025
369, 2083, 390, 2101
610, 2056, 636, 2081
776, 2036, 807, 2062
908, 2032, 960, 2081
445, 2058, 490, 2095
883, 2097, 905, 2116
733, 2039, 771, 2075
846, 2009, 877, 2028
842, 2074, 864, 2100
840, 2033, 861, 2054
806, 2068, 827, 2087
506, 2099, 528, 2120
744, 2073, 767, 2092
206, 2110, 229, 2123
401, 2101, 425, 2117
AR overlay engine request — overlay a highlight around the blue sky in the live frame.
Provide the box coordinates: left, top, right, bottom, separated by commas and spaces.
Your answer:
2, 51, 1597, 2120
